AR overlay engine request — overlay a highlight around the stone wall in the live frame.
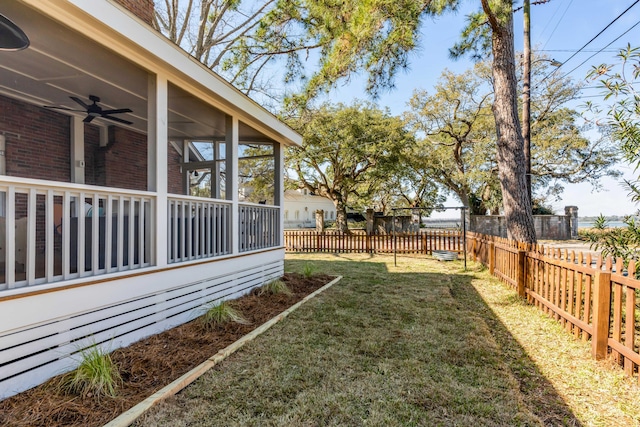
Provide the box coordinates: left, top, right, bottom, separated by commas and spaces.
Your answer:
468, 207, 579, 240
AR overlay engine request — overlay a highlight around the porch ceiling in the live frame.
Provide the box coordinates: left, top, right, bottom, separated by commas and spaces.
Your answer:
0, 1, 275, 143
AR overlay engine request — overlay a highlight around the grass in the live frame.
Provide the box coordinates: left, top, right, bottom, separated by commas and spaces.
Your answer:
138, 254, 640, 427
259, 278, 292, 296
57, 343, 121, 399
200, 300, 249, 330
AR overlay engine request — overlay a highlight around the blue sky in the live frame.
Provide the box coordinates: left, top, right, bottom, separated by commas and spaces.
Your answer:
321, 0, 640, 217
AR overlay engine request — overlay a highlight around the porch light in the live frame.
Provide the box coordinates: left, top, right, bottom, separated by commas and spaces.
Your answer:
0, 14, 29, 51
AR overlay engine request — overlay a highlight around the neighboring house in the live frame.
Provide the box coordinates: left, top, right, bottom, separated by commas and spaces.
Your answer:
284, 189, 336, 229
0, 0, 301, 399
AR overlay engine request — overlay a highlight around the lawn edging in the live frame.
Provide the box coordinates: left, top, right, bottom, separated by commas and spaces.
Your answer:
103, 275, 343, 427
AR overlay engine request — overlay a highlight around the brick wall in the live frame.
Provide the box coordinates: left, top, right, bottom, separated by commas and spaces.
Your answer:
84, 124, 101, 186
94, 127, 148, 191
167, 144, 184, 194
0, 95, 71, 182
112, 0, 154, 25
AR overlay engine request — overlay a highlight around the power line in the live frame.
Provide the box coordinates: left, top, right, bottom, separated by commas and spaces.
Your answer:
537, 49, 620, 53
559, 20, 640, 80
536, 0, 640, 87
540, 0, 575, 51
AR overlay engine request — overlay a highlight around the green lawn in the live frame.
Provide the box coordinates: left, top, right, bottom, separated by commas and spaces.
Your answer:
137, 254, 640, 427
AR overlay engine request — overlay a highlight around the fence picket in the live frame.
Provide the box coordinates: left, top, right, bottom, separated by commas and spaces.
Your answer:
465, 231, 640, 384
284, 230, 463, 256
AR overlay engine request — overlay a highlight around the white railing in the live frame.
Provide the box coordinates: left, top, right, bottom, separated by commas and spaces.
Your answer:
168, 196, 232, 263
0, 177, 154, 291
239, 203, 279, 252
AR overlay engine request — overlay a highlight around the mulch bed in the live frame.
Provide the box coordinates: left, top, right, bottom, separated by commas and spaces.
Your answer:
0, 273, 334, 427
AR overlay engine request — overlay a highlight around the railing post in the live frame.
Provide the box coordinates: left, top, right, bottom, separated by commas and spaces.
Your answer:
517, 250, 526, 298
488, 242, 495, 275
592, 271, 612, 360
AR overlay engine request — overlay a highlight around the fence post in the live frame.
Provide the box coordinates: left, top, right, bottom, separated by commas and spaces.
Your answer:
470, 237, 476, 261
488, 242, 495, 275
517, 250, 526, 298
592, 271, 612, 360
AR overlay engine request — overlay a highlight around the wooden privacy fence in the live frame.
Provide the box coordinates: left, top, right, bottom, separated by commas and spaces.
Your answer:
467, 231, 640, 383
284, 230, 463, 254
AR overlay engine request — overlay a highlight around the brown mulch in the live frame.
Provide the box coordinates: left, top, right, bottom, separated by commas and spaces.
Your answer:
0, 273, 335, 427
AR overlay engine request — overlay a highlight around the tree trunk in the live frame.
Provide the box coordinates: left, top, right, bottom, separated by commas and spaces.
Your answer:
487, 3, 536, 243
334, 200, 350, 233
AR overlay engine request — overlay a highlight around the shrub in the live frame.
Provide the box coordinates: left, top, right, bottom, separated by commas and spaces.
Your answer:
582, 214, 640, 274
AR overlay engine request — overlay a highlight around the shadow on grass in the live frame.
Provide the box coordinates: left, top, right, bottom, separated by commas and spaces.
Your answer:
287, 256, 582, 426
140, 255, 582, 426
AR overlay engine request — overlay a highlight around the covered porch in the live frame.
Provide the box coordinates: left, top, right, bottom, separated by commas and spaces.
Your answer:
0, 0, 296, 292
0, 0, 300, 400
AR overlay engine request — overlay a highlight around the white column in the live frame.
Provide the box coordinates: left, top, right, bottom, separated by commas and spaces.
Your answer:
274, 142, 284, 245
182, 139, 190, 194
226, 115, 239, 254
0, 135, 5, 216
148, 74, 168, 266
70, 116, 85, 184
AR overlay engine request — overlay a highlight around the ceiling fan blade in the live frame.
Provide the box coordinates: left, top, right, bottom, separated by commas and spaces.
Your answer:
83, 115, 95, 123
102, 115, 133, 125
101, 108, 132, 115
70, 96, 90, 109
43, 105, 83, 112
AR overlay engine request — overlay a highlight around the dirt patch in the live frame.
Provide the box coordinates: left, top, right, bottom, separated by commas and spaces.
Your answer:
0, 273, 334, 427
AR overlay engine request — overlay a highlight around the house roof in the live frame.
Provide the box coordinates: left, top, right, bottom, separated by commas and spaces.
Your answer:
0, 0, 302, 146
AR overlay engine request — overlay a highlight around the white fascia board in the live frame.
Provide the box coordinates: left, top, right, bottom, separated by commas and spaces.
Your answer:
20, 0, 302, 147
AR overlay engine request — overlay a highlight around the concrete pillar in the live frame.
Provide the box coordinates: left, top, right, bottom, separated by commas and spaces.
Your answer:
315, 210, 324, 232
565, 206, 579, 239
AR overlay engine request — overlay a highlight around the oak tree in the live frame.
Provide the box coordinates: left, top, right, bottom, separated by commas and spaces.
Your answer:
285, 102, 415, 232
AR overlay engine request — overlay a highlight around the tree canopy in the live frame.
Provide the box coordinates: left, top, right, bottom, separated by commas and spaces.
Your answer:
154, 0, 460, 104
155, 0, 570, 241
405, 58, 620, 214
284, 102, 421, 232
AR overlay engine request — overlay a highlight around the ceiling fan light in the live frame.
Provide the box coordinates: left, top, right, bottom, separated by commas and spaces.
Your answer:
0, 14, 29, 51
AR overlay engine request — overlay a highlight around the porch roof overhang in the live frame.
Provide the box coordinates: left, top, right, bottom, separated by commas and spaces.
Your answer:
0, 0, 302, 147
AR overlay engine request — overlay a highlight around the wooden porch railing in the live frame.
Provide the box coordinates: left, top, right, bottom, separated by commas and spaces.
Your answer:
167, 196, 232, 263
239, 203, 279, 252
467, 231, 640, 383
0, 177, 154, 290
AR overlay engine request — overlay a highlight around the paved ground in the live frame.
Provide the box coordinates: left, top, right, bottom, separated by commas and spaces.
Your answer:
538, 239, 599, 257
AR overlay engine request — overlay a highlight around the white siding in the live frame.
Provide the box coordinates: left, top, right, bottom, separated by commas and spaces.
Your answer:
0, 250, 284, 400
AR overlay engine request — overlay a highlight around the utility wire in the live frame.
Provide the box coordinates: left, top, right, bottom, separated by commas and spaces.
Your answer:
540, 0, 575, 51
558, 19, 640, 81
536, 0, 640, 87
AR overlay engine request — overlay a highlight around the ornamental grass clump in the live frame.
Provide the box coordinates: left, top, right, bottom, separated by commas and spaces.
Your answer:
259, 278, 292, 296
201, 300, 249, 330
58, 344, 121, 399
302, 263, 317, 279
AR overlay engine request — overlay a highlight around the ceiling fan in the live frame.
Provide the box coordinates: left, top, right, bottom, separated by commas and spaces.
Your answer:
0, 13, 29, 51
45, 95, 133, 125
